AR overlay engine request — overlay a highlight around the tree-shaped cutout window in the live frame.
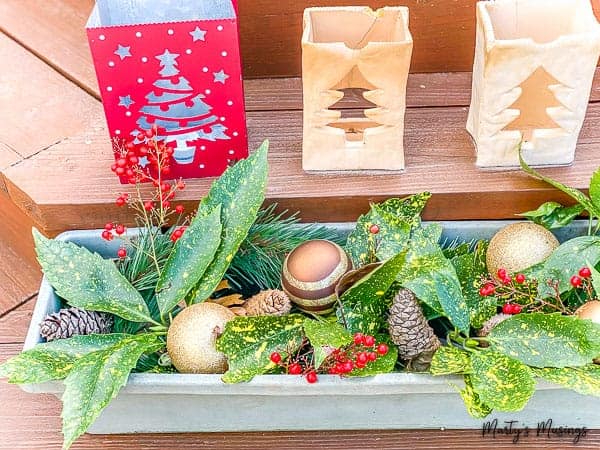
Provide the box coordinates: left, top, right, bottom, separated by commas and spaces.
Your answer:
136, 49, 230, 165
326, 88, 379, 143
502, 67, 564, 142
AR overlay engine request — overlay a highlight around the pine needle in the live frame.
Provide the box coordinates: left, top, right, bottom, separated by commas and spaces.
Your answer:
226, 204, 345, 294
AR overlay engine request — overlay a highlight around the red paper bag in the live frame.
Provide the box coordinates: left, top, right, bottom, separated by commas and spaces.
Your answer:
86, 0, 248, 181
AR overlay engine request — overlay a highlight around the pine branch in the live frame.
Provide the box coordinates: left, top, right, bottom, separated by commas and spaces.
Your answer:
226, 204, 345, 293
113, 228, 173, 334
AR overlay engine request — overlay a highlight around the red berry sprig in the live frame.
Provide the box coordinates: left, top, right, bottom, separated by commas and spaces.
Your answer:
269, 333, 389, 383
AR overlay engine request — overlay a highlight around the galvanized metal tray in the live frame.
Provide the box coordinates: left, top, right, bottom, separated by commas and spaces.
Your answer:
22, 221, 600, 433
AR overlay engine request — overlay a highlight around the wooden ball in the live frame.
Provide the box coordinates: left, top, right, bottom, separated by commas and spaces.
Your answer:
282, 240, 351, 314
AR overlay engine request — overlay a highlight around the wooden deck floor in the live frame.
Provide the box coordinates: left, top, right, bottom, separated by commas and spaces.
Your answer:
2, 0, 600, 448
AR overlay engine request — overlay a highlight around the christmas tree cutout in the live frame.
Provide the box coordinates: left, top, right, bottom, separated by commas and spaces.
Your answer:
135, 49, 229, 165
503, 67, 564, 142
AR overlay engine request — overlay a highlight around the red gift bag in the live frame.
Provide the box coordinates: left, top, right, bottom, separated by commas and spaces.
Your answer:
86, 0, 248, 181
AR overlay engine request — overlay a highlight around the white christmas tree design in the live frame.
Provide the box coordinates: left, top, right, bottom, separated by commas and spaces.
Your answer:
135, 49, 229, 164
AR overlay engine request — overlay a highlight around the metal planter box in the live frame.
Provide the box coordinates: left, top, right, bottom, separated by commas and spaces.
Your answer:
22, 221, 600, 433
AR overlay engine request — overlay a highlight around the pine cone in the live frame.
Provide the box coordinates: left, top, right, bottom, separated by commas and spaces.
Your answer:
477, 313, 511, 338
244, 290, 292, 316
40, 307, 114, 342
388, 288, 441, 372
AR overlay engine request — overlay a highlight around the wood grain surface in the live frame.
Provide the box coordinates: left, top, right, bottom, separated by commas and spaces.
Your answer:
0, 34, 101, 160
2, 0, 600, 82
4, 100, 600, 231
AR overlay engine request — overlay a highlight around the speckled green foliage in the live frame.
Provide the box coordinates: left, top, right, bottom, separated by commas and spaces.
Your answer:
346, 193, 431, 267
190, 141, 269, 303
520, 152, 600, 219
156, 206, 222, 316
525, 236, 600, 298
470, 351, 535, 412
337, 253, 407, 334
589, 263, 600, 295
533, 365, 600, 397
0, 334, 129, 384
451, 241, 496, 329
460, 375, 493, 419
33, 230, 153, 323
303, 319, 352, 369
519, 201, 585, 230
216, 314, 305, 383
337, 301, 387, 335
430, 346, 471, 376
61, 333, 163, 449
391, 225, 470, 333
341, 252, 407, 307
488, 313, 600, 368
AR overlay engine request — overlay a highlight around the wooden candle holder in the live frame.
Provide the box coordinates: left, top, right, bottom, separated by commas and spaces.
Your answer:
301, 7, 413, 171
467, 0, 600, 168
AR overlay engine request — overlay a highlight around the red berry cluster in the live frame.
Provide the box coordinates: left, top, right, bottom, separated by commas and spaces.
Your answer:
479, 269, 527, 297
110, 126, 174, 184
101, 223, 128, 258
269, 333, 389, 384
170, 226, 188, 243
570, 266, 592, 288
502, 303, 522, 315
326, 333, 388, 375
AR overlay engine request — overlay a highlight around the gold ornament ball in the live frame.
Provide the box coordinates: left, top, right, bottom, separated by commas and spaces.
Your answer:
576, 301, 600, 324
167, 302, 235, 374
486, 222, 559, 278
282, 240, 351, 315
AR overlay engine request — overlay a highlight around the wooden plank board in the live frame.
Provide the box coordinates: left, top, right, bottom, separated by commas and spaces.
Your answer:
4, 101, 600, 231
0, 343, 599, 450
246, 70, 600, 111
0, 0, 98, 97
0, 299, 34, 344
3, 0, 600, 81
0, 34, 102, 159
0, 241, 38, 316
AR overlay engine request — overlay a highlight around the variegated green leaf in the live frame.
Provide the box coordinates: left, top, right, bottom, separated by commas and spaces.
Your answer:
341, 252, 407, 307
33, 230, 152, 323
460, 374, 493, 419
488, 313, 600, 368
430, 345, 471, 376
451, 241, 496, 329
520, 152, 599, 218
191, 141, 269, 302
518, 201, 584, 230
533, 365, 600, 397
588, 262, 600, 296
61, 333, 163, 449
345, 193, 430, 267
392, 226, 470, 333
525, 236, 600, 298
470, 351, 535, 412
337, 300, 387, 335
0, 334, 129, 384
303, 319, 352, 369
588, 168, 600, 213
156, 205, 222, 316
216, 314, 305, 383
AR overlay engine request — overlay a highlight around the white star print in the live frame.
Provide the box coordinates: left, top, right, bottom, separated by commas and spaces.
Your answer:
213, 70, 229, 84
190, 27, 207, 42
